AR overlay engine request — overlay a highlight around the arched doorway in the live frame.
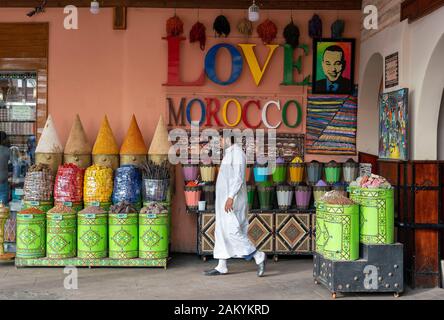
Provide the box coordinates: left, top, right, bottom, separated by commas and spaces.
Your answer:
358, 53, 384, 156
415, 34, 444, 160
438, 90, 444, 160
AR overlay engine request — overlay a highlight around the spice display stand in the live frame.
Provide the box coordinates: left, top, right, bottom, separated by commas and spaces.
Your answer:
194, 208, 316, 261
313, 243, 404, 299
15, 257, 168, 268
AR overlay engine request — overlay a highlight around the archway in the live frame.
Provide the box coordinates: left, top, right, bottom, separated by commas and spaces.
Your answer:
357, 53, 384, 156
415, 34, 444, 160
438, 90, 444, 160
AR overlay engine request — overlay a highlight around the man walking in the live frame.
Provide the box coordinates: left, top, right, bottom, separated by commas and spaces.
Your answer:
204, 135, 266, 277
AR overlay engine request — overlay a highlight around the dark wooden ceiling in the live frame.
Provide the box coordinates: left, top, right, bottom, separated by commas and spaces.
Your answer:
1, 0, 363, 10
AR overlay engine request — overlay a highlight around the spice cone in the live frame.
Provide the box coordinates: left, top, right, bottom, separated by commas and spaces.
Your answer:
35, 114, 63, 153
64, 114, 91, 155
120, 115, 147, 155
148, 115, 171, 156
92, 116, 119, 155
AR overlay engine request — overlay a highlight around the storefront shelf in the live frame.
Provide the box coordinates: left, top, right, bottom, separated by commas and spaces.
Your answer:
15, 257, 168, 268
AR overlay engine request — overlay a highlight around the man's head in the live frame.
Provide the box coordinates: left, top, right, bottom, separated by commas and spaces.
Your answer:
321, 45, 346, 83
0, 131, 9, 147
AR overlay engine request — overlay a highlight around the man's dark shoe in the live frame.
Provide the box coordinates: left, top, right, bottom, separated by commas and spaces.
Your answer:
257, 258, 266, 277
204, 269, 226, 276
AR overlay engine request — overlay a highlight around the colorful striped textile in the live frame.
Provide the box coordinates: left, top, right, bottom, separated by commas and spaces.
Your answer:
306, 95, 357, 155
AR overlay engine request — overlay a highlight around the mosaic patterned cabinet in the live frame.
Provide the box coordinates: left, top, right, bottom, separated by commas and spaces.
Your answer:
197, 211, 315, 261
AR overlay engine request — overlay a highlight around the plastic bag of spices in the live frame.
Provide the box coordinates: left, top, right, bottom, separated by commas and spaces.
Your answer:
112, 165, 142, 204
54, 163, 85, 203
84, 164, 114, 203
23, 163, 54, 201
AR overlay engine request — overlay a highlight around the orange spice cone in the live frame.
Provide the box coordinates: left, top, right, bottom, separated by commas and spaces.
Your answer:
93, 116, 119, 155
120, 115, 148, 155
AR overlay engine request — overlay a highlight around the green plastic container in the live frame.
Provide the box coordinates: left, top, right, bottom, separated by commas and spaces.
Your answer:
16, 210, 46, 258
56, 201, 83, 213
139, 212, 169, 259
324, 161, 342, 185
272, 164, 287, 184
257, 185, 274, 210
247, 185, 256, 210
352, 188, 394, 245
84, 201, 111, 212
23, 200, 53, 213
315, 202, 359, 261
46, 211, 77, 259
78, 211, 108, 259
109, 212, 138, 259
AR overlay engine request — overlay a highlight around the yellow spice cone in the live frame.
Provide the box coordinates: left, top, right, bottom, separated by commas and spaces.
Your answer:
148, 115, 171, 156
64, 114, 91, 155
120, 115, 148, 155
93, 116, 119, 155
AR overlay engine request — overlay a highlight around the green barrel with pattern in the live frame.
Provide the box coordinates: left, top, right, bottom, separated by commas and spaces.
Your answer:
353, 188, 394, 245
23, 200, 53, 213
46, 212, 77, 259
139, 212, 169, 259
109, 213, 138, 259
315, 203, 359, 261
77, 211, 108, 259
16, 209, 46, 258
84, 201, 112, 212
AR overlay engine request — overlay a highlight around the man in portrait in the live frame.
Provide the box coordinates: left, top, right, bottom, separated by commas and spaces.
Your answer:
315, 45, 352, 94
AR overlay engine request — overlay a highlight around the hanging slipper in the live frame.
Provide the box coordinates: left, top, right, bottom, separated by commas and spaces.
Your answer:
166, 15, 184, 37
309, 14, 322, 39
283, 18, 300, 48
237, 17, 253, 37
257, 19, 278, 44
190, 21, 206, 50
213, 15, 231, 37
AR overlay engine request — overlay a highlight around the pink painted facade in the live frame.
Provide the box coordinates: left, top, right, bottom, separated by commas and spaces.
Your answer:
0, 8, 361, 252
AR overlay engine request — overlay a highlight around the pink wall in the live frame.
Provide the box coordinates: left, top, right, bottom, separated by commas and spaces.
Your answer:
0, 8, 361, 252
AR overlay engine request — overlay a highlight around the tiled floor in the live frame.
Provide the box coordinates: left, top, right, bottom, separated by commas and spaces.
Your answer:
0, 254, 443, 300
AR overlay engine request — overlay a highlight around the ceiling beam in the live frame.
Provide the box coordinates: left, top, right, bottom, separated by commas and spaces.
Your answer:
1, 0, 362, 10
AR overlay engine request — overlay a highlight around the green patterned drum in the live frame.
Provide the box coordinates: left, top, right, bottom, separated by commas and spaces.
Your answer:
352, 188, 394, 245
16, 209, 46, 258
78, 211, 108, 259
84, 201, 111, 212
23, 200, 53, 213
315, 203, 359, 261
46, 212, 77, 259
109, 213, 138, 259
139, 212, 169, 259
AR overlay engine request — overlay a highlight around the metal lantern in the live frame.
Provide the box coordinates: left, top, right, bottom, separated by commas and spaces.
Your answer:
248, 0, 260, 22
90, 0, 100, 14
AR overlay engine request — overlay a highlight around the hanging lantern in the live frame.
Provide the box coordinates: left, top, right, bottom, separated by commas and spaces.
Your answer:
237, 18, 253, 36
190, 21, 206, 50
283, 19, 300, 48
90, 0, 100, 15
213, 15, 231, 37
331, 19, 345, 39
248, 0, 260, 22
166, 15, 184, 37
257, 19, 278, 44
309, 14, 322, 39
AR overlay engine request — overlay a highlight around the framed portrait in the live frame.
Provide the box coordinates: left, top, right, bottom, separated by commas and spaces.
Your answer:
312, 38, 356, 95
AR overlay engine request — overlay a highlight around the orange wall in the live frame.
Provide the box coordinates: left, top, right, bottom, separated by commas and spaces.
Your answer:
0, 8, 361, 252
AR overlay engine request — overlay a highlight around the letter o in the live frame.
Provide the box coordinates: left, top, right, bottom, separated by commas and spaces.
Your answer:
205, 44, 243, 86
282, 100, 302, 128
222, 99, 242, 127
186, 98, 206, 126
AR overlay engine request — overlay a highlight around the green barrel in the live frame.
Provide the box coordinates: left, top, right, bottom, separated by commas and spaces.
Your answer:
84, 201, 111, 212
46, 211, 77, 259
78, 211, 108, 259
315, 203, 359, 261
139, 212, 169, 259
56, 201, 83, 213
109, 213, 138, 259
23, 200, 53, 213
16, 210, 46, 258
355, 188, 394, 245
272, 164, 287, 184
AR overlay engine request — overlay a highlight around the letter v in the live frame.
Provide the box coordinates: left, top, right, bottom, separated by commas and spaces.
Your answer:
238, 44, 279, 86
